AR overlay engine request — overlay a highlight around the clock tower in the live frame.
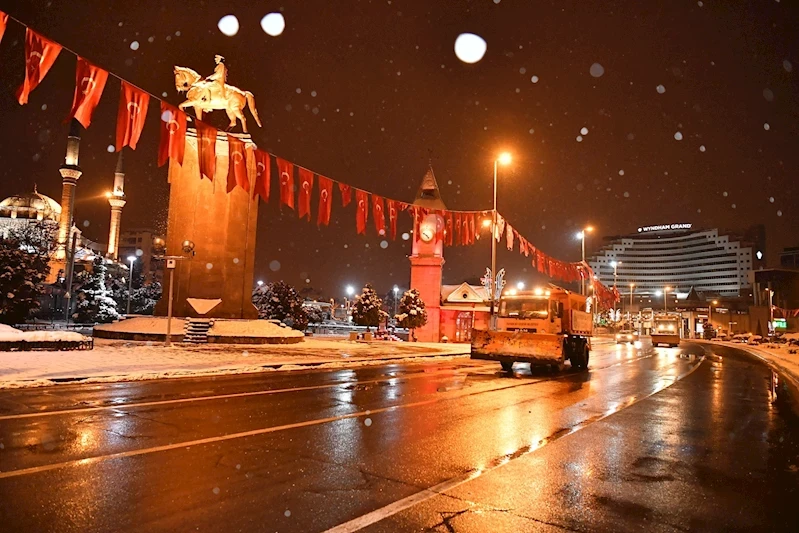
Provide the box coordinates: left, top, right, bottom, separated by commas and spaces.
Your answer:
409, 166, 446, 342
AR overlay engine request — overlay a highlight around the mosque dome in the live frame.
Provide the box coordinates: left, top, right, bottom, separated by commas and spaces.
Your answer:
0, 188, 62, 222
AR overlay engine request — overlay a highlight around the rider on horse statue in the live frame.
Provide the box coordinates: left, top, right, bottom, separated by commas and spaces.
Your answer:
205, 55, 228, 99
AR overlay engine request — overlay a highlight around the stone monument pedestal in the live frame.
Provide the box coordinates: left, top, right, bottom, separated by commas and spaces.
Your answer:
155, 129, 259, 319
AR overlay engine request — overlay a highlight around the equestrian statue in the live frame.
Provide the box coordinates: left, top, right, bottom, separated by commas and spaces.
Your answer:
173, 55, 263, 133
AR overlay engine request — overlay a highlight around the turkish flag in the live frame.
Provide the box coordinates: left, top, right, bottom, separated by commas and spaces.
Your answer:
115, 81, 150, 151
454, 213, 462, 245
66, 58, 108, 128
16, 29, 62, 105
277, 158, 294, 209
339, 183, 352, 207
252, 149, 270, 201
317, 176, 333, 226
435, 212, 445, 243
355, 189, 369, 235
195, 120, 217, 181
461, 215, 470, 245
469, 214, 476, 245
0, 11, 8, 46
506, 223, 514, 251
372, 195, 386, 236
387, 200, 399, 239
158, 102, 187, 167
445, 212, 453, 246
298, 168, 314, 220
227, 135, 249, 193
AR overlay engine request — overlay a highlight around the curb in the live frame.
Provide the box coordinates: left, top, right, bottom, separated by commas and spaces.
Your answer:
696, 340, 799, 415
1, 349, 472, 389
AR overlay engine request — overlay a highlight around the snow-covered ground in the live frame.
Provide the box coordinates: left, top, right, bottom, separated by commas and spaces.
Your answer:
0, 324, 89, 342
704, 339, 799, 391
0, 338, 470, 389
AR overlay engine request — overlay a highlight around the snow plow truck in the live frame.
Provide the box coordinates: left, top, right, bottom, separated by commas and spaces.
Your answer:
471, 286, 592, 372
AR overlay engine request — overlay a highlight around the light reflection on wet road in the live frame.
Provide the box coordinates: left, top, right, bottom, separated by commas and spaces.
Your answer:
0, 339, 796, 532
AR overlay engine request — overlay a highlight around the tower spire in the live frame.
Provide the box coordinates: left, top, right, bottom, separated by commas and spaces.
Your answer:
107, 150, 127, 260
413, 165, 446, 210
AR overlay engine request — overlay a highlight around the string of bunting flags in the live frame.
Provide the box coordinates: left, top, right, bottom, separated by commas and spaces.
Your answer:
1, 13, 619, 306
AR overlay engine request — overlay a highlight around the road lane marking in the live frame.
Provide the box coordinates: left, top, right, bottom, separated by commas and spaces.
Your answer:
0, 347, 657, 421
0, 363, 498, 421
0, 351, 676, 479
322, 355, 705, 533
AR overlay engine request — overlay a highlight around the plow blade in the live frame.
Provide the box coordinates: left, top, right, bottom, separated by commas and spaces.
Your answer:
470, 330, 564, 366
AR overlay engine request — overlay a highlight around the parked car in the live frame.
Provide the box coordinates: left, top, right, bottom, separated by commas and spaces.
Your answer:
615, 329, 640, 344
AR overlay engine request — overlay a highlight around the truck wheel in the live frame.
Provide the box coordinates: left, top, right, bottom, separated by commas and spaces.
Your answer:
500, 361, 514, 372
571, 345, 590, 371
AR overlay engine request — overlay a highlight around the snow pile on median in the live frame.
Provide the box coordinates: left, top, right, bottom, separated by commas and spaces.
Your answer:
0, 325, 88, 343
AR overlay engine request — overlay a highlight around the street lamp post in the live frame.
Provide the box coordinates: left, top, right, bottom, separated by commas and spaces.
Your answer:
766, 288, 775, 335
664, 286, 671, 312
576, 226, 594, 295
629, 283, 635, 326
489, 152, 512, 329
393, 285, 399, 318
610, 261, 621, 321
709, 299, 718, 329
126, 255, 136, 315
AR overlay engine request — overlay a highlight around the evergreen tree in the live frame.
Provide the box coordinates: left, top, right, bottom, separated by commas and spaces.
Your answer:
252, 281, 309, 331
0, 237, 50, 324
73, 256, 120, 323
396, 289, 428, 341
352, 284, 387, 331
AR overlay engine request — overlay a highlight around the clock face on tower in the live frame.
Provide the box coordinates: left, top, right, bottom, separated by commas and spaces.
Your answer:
419, 215, 436, 242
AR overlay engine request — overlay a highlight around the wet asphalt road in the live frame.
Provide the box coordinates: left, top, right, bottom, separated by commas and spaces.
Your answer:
0, 340, 797, 532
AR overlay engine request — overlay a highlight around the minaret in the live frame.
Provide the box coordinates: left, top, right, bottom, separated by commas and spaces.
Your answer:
56, 119, 83, 260
409, 165, 446, 342
106, 151, 127, 260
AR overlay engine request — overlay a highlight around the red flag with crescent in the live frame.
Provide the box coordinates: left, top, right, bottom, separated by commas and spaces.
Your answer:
372, 195, 386, 236
115, 81, 150, 151
195, 120, 217, 181
387, 199, 399, 239
298, 168, 314, 220
469, 214, 477, 245
227, 135, 248, 193
454, 213, 462, 245
0, 11, 8, 46
157, 102, 187, 167
16, 29, 62, 105
277, 158, 294, 209
252, 149, 270, 201
317, 176, 333, 226
339, 183, 352, 207
66, 57, 108, 128
445, 212, 453, 246
355, 189, 369, 235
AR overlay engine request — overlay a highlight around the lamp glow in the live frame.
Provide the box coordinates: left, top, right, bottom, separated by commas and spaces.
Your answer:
497, 152, 512, 165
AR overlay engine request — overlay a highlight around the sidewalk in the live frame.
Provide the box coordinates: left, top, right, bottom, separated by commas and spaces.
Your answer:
0, 338, 471, 389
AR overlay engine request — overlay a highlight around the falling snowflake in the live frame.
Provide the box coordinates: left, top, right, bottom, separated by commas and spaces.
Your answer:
763, 88, 774, 102
261, 13, 286, 36
269, 260, 281, 271
589, 63, 604, 77
130, 41, 139, 51
699, 145, 706, 152
763, 123, 770, 130
580, 127, 588, 135
656, 84, 666, 94
218, 15, 239, 36
674, 131, 683, 141
531, 75, 539, 83
454, 33, 487, 64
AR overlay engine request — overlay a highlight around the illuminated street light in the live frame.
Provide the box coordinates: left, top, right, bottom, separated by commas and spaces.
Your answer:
489, 151, 513, 329
346, 285, 355, 296
516, 281, 525, 290
577, 226, 594, 295
126, 255, 136, 315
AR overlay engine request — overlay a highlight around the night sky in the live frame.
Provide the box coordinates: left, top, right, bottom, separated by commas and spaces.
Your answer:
0, 1, 796, 298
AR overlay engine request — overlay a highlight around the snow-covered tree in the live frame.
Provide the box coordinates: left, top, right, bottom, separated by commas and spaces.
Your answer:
305, 304, 327, 325
0, 237, 50, 324
73, 256, 120, 323
351, 284, 388, 331
396, 289, 428, 341
252, 281, 309, 331
108, 268, 162, 315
